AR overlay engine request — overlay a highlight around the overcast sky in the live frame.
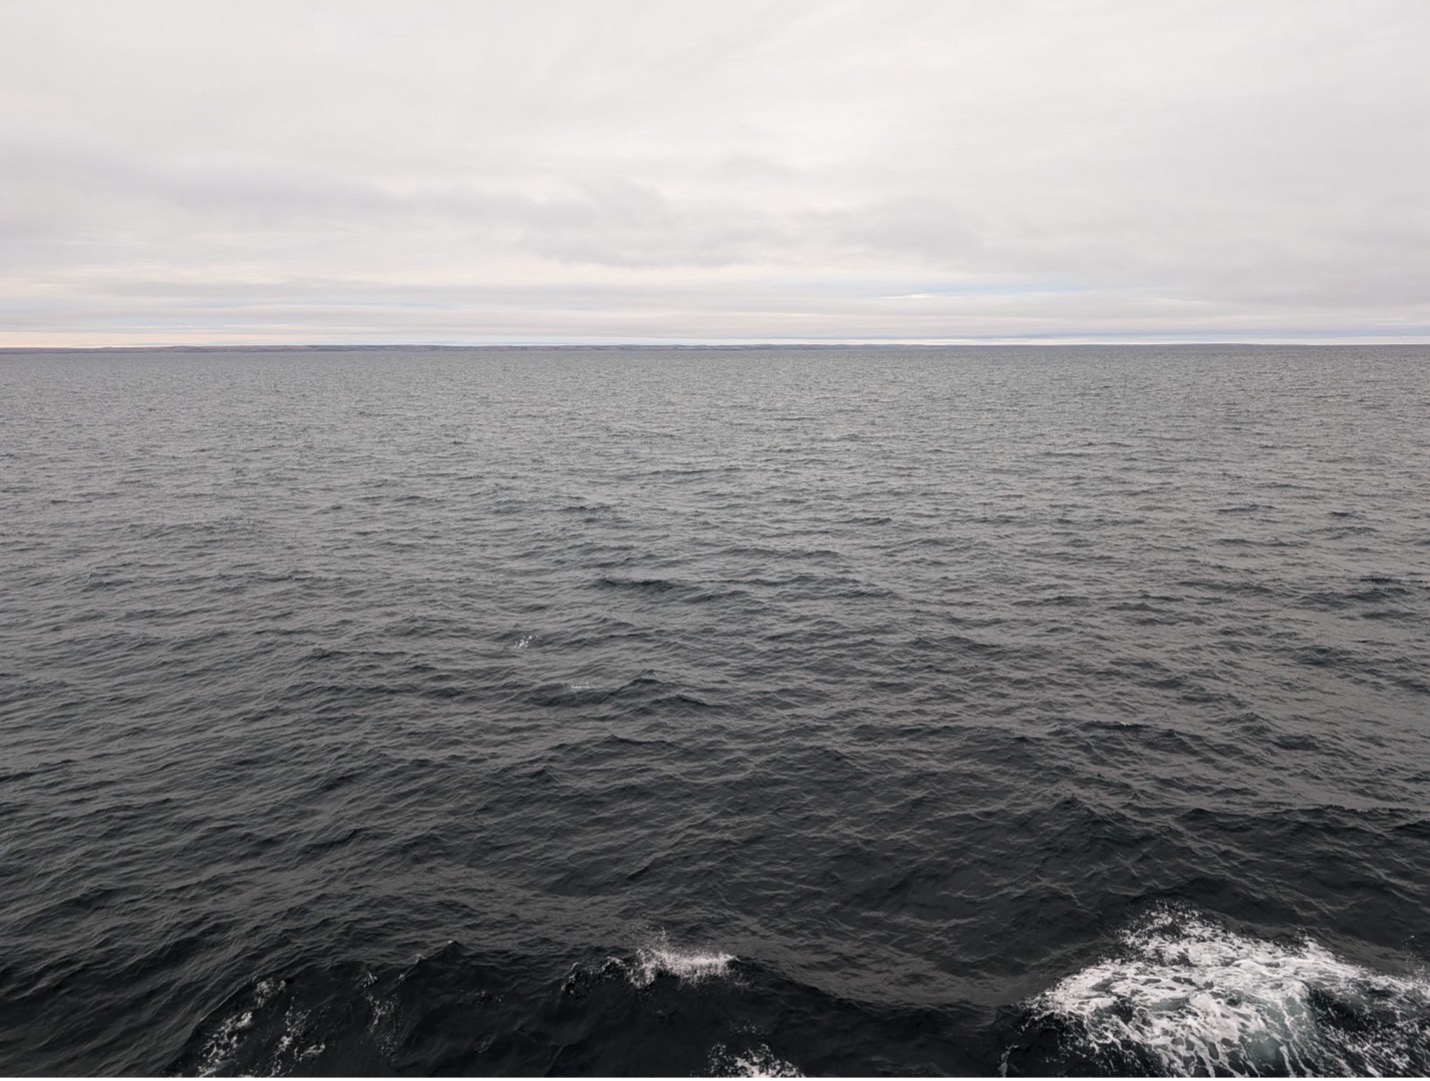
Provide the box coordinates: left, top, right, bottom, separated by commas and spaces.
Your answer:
2, 0, 1426, 346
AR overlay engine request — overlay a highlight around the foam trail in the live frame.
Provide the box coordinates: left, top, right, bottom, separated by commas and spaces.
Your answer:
1016, 906, 1430, 1076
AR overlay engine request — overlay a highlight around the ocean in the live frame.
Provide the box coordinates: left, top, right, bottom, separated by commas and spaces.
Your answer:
1, 344, 1427, 1076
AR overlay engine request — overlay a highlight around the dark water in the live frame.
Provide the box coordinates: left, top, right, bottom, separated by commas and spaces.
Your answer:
2, 345, 1429, 1077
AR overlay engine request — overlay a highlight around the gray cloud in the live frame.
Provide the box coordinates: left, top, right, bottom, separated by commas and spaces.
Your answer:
1, 0, 1425, 344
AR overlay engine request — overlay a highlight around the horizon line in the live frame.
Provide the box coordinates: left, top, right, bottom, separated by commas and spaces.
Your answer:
4, 337, 1429, 354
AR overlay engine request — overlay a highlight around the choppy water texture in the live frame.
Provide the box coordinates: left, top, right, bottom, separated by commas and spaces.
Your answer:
2, 345, 1429, 1076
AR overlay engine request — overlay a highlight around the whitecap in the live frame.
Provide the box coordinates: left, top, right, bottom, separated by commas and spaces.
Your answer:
1017, 906, 1430, 1076
624, 935, 736, 988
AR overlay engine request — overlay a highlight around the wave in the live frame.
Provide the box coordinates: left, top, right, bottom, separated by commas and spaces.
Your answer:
1006, 906, 1430, 1076
165, 915, 1430, 1077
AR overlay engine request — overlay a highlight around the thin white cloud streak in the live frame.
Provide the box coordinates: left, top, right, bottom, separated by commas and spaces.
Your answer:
1, 0, 1426, 344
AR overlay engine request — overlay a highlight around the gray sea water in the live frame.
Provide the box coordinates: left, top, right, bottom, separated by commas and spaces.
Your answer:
2, 344, 1428, 1075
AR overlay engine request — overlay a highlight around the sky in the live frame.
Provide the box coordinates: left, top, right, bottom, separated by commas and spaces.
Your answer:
2, 0, 1427, 346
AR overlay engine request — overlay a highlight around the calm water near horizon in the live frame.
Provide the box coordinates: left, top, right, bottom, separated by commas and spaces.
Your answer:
2, 345, 1428, 1075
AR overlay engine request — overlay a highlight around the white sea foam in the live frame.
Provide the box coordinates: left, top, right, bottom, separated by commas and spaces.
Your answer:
190, 977, 318, 1077
253, 977, 281, 1004
708, 1042, 803, 1077
1021, 907, 1430, 1076
273, 1007, 325, 1069
194, 1009, 253, 1077
625, 936, 737, 988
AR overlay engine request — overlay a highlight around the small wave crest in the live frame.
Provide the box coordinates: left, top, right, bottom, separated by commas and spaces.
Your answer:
628, 940, 737, 989
560, 936, 739, 996
1009, 906, 1430, 1076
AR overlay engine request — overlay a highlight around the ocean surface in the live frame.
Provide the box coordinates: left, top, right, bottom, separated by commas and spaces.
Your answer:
2, 344, 1429, 1077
